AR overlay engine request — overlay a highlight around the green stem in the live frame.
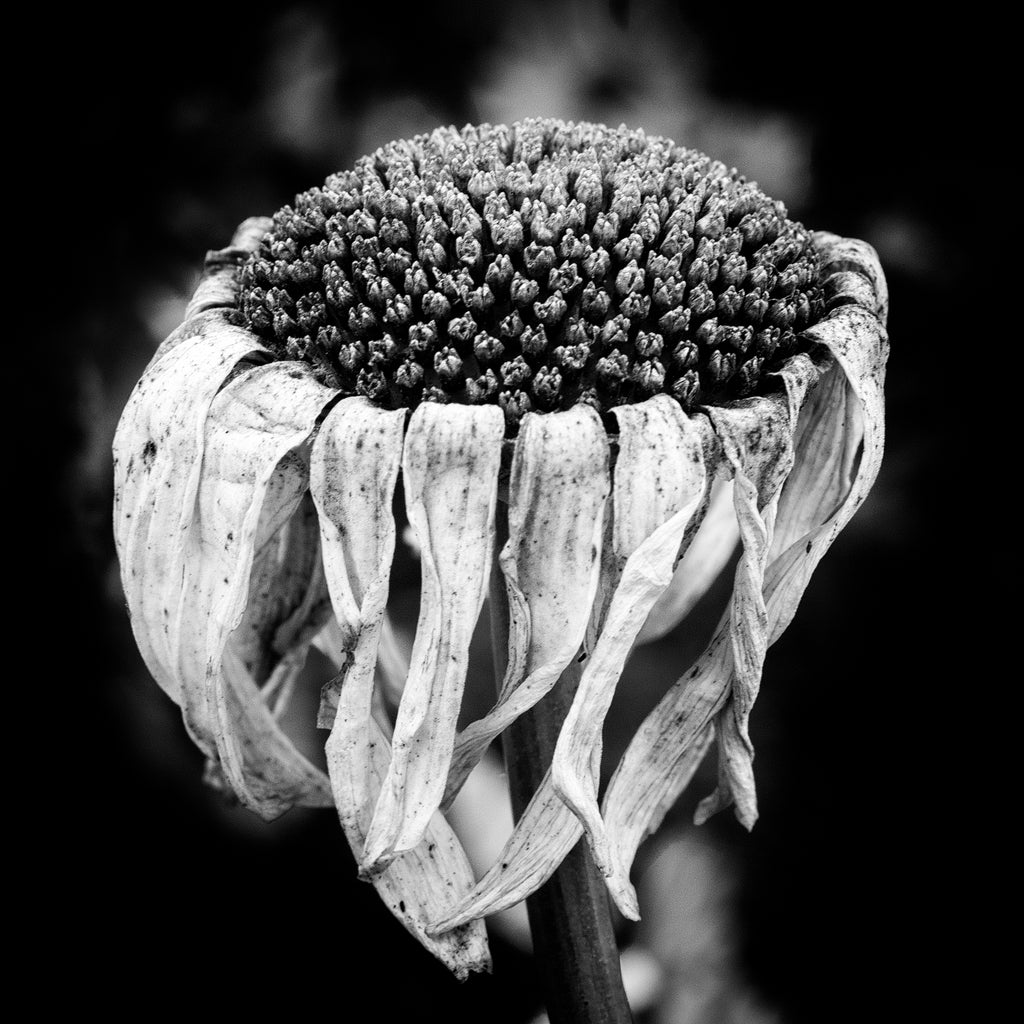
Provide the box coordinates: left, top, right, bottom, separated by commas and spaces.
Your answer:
489, 504, 633, 1024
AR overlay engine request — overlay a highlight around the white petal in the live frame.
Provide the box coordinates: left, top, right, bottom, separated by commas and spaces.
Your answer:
230, 492, 329, 688
431, 768, 581, 934
442, 406, 609, 808
550, 398, 710, 909
600, 630, 733, 915
362, 403, 504, 872
764, 303, 887, 640
635, 472, 738, 645
175, 360, 337, 817
696, 367, 815, 827
185, 216, 272, 320
610, 396, 714, 566
311, 397, 490, 977
311, 397, 406, 825
444, 756, 532, 950
813, 231, 889, 323
150, 219, 272, 368
218, 645, 332, 813
362, 718, 492, 978
112, 323, 267, 707
599, 235, 888, 910
376, 614, 411, 711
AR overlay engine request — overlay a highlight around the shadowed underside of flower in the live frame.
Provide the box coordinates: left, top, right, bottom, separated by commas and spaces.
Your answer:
112, 119, 887, 977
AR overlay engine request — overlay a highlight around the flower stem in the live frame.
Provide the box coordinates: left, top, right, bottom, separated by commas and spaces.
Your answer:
490, 504, 633, 1024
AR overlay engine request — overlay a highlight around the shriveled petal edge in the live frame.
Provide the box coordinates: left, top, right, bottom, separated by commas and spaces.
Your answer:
598, 236, 888, 916
175, 360, 338, 818
149, 217, 272, 370
362, 403, 505, 872
441, 405, 610, 809
311, 401, 490, 977
112, 323, 269, 709
549, 397, 711, 917
694, 353, 820, 828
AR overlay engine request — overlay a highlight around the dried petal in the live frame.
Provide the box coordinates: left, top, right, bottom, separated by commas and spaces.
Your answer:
230, 492, 330, 691
188, 217, 273, 319
431, 768, 581, 934
362, 404, 504, 871
176, 361, 338, 817
442, 406, 610, 808
112, 323, 268, 709
599, 254, 887, 915
551, 398, 711, 914
634, 474, 738, 645
694, 358, 817, 827
310, 398, 490, 977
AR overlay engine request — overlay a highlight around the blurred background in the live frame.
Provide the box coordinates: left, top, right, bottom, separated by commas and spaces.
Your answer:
36, 1, 976, 1020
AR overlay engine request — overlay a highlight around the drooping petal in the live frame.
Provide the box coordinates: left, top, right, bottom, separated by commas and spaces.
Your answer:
441, 406, 610, 809
376, 613, 411, 712
175, 361, 338, 818
762, 306, 887, 639
634, 473, 738, 645
229, 491, 330, 690
310, 398, 490, 977
311, 398, 406, 819
609, 397, 716, 570
112, 323, 268, 707
152, 218, 272, 366
362, 403, 505, 872
762, 233, 889, 639
185, 217, 273, 321
222, 490, 334, 749
599, 235, 887, 914
599, 630, 734, 917
694, 355, 819, 827
431, 768, 581, 934
550, 398, 710, 913
813, 232, 889, 324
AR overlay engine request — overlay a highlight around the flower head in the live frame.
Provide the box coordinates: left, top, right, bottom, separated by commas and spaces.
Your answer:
238, 120, 822, 427
113, 119, 887, 976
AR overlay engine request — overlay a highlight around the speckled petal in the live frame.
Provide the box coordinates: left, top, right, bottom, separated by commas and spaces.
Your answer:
599, 235, 887, 915
634, 473, 738, 645
362, 404, 505, 872
431, 768, 581, 934
442, 406, 609, 808
761, 309, 887, 641
600, 630, 734, 917
311, 398, 490, 978
176, 361, 337, 818
112, 324, 268, 708
229, 491, 331, 694
152, 218, 271, 366
311, 398, 406, 820
186, 217, 273, 320
550, 398, 710, 915
694, 356, 818, 827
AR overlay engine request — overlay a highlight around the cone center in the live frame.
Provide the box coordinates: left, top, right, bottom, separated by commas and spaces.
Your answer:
239, 119, 823, 431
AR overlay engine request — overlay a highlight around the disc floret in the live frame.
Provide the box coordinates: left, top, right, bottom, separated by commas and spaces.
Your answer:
239, 119, 824, 431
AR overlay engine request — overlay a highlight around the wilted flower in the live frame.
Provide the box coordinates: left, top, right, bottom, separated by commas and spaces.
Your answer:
113, 119, 887, 978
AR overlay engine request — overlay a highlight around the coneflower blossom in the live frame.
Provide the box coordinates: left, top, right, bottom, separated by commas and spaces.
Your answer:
113, 119, 887, 977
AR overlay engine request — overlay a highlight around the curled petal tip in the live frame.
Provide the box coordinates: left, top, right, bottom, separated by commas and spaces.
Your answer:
355, 864, 380, 884
358, 846, 396, 880
425, 909, 466, 937
608, 878, 641, 922
692, 801, 715, 828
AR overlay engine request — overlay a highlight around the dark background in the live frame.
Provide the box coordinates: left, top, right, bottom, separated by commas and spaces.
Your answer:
34, 2, 977, 1020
